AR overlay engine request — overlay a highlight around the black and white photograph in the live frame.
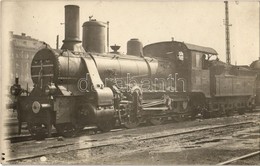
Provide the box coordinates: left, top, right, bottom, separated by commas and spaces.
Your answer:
1, 0, 260, 164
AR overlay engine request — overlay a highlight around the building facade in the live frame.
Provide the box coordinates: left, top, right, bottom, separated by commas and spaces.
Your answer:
10, 32, 44, 89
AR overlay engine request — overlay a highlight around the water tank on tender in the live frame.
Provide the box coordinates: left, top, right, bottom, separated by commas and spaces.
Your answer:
82, 20, 106, 53
127, 38, 143, 56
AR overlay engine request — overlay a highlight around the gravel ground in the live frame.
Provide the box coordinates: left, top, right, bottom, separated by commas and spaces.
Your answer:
5, 112, 260, 165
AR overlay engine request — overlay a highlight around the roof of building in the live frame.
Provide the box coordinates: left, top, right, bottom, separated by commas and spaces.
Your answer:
10, 32, 40, 41
10, 31, 43, 49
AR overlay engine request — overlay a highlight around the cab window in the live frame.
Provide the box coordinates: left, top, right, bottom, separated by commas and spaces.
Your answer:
177, 51, 184, 61
192, 52, 202, 69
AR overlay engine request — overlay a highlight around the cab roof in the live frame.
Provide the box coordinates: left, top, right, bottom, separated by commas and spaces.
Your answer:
144, 41, 218, 55
184, 43, 218, 55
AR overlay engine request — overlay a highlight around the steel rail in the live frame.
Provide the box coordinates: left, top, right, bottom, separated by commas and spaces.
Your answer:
6, 120, 257, 162
217, 151, 260, 165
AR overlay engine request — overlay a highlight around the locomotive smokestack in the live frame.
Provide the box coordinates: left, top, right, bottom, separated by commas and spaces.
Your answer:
61, 5, 83, 52
64, 5, 80, 42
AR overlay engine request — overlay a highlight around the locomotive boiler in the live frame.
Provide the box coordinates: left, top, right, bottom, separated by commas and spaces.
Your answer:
10, 5, 257, 138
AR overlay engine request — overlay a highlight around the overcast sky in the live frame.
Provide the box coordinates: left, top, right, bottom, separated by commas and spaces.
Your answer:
2, 0, 259, 65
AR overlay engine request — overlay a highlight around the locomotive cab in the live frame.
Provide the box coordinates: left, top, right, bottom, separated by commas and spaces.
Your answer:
187, 44, 218, 97
143, 41, 218, 95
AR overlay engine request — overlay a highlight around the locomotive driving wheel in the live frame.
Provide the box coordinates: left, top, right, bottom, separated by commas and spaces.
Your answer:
123, 86, 142, 129
124, 116, 140, 129
27, 110, 52, 140
149, 117, 166, 125
55, 123, 80, 137
97, 118, 116, 132
172, 114, 187, 122
172, 100, 191, 122
28, 123, 51, 140
119, 103, 141, 129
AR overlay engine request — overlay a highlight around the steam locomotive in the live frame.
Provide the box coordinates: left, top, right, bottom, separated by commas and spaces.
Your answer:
10, 5, 258, 138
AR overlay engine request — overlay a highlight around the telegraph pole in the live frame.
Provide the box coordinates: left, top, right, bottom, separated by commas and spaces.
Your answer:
224, 1, 232, 65
56, 35, 59, 49
107, 21, 110, 53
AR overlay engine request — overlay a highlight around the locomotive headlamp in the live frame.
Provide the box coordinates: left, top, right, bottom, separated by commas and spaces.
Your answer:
10, 76, 22, 96
10, 84, 22, 96
10, 87, 16, 95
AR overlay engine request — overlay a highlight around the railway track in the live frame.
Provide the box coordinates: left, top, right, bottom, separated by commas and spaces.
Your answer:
5, 111, 259, 143
6, 120, 258, 163
217, 151, 260, 165
6, 126, 124, 143
6, 135, 34, 143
